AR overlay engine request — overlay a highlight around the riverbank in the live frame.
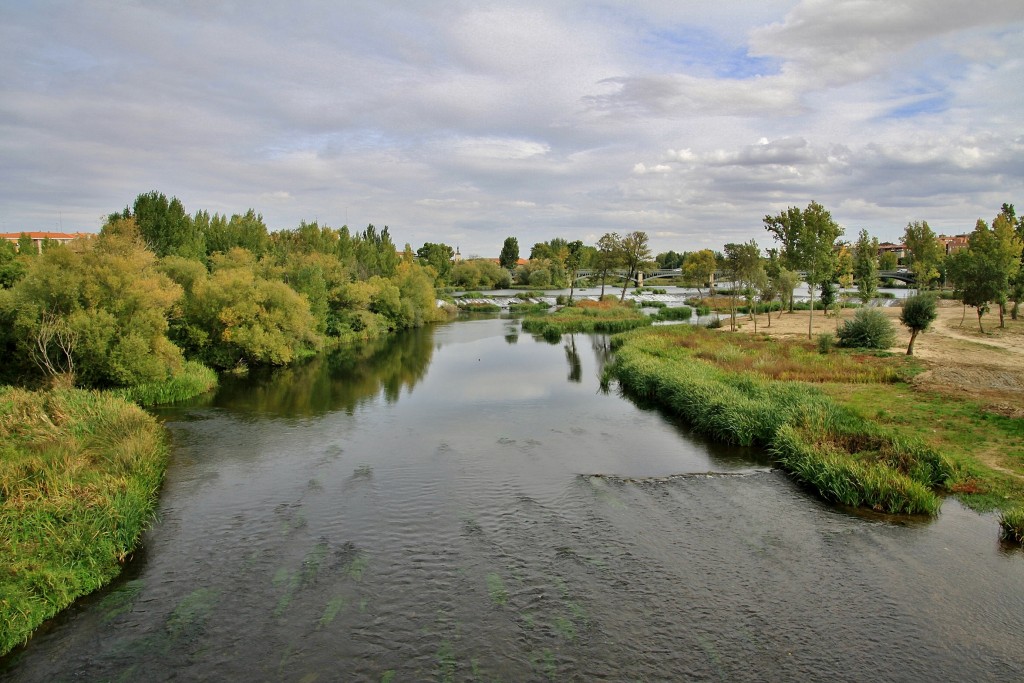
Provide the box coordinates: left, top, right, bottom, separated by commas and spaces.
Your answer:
0, 387, 169, 656
687, 301, 1024, 514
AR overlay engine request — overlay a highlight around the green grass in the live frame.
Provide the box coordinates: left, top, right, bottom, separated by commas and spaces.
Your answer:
0, 386, 169, 656
112, 360, 218, 406
607, 326, 954, 515
652, 306, 692, 321
522, 300, 652, 337
999, 507, 1024, 543
456, 302, 501, 313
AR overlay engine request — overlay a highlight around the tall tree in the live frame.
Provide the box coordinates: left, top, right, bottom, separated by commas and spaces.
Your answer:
992, 206, 1023, 327
416, 242, 455, 284
118, 191, 206, 260
618, 231, 653, 302
764, 201, 844, 338
682, 249, 717, 298
903, 220, 942, 291
499, 237, 520, 270
594, 232, 622, 297
724, 240, 763, 331
853, 229, 880, 305
900, 294, 938, 356
947, 219, 1004, 333
565, 240, 585, 303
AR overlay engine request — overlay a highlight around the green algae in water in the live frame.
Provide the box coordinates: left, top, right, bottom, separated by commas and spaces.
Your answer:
486, 573, 508, 606
166, 588, 218, 641
99, 579, 145, 623
436, 640, 457, 683
318, 596, 347, 628
344, 553, 369, 580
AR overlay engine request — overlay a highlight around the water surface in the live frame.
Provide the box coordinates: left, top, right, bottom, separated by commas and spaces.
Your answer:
4, 317, 1023, 681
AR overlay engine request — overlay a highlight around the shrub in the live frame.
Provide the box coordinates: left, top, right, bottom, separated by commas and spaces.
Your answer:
900, 294, 938, 356
837, 308, 896, 349
817, 332, 834, 354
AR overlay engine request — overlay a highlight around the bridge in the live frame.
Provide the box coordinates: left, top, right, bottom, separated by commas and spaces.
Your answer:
573, 268, 916, 286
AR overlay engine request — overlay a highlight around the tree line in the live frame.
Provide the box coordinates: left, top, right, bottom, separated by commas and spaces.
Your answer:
0, 191, 448, 390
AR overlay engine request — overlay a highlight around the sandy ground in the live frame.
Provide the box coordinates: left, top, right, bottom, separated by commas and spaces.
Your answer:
726, 299, 1024, 418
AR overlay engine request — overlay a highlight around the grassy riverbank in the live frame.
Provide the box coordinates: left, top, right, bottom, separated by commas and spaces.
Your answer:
607, 325, 958, 515
0, 387, 169, 656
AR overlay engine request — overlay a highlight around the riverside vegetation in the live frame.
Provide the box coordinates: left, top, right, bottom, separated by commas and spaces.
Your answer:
1, 387, 168, 655
0, 191, 450, 655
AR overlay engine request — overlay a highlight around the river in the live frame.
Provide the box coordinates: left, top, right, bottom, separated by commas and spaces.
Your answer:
3, 316, 1023, 681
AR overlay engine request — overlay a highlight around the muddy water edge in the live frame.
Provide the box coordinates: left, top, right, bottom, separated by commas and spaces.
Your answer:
3, 315, 1023, 682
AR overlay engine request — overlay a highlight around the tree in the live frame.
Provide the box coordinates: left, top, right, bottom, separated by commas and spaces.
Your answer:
879, 251, 899, 272
656, 250, 684, 269
117, 191, 206, 260
594, 233, 622, 297
0, 240, 26, 288
764, 201, 844, 338
900, 294, 938, 355
618, 231, 653, 302
416, 242, 455, 284
903, 220, 942, 290
853, 229, 880, 305
565, 240, 585, 303
499, 237, 520, 270
682, 249, 717, 298
992, 206, 1023, 327
947, 220, 1004, 333
724, 240, 763, 331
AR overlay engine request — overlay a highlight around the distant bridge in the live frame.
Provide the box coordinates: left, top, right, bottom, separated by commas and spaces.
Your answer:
573, 268, 916, 286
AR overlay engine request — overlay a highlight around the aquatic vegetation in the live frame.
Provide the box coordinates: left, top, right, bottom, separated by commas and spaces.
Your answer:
652, 305, 693, 321
607, 326, 953, 514
486, 572, 509, 606
0, 386, 169, 656
522, 301, 652, 337
112, 360, 218, 406
999, 507, 1024, 544
318, 595, 347, 628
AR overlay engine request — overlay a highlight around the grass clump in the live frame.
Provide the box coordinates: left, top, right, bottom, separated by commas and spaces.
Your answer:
652, 306, 693, 321
999, 507, 1024, 544
112, 360, 218, 406
457, 302, 501, 313
0, 386, 170, 656
522, 299, 652, 337
607, 326, 952, 515
508, 302, 552, 314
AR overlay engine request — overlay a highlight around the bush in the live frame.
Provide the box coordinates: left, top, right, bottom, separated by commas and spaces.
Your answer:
837, 308, 896, 349
817, 332, 834, 354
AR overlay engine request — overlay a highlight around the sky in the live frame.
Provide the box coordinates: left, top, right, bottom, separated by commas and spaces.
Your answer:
2, 0, 1023, 257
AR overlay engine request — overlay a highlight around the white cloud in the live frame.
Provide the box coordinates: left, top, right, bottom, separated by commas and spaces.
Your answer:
0, 0, 1022, 252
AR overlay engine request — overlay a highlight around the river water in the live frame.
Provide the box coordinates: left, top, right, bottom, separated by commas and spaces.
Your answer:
3, 316, 1024, 682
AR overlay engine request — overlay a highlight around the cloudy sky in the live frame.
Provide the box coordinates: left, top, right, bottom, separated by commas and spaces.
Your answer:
2, 1, 1023, 257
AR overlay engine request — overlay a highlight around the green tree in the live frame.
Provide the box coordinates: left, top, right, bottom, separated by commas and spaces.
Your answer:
992, 206, 1023, 327
947, 220, 1004, 333
618, 231, 653, 302
879, 251, 899, 271
656, 250, 684, 269
594, 232, 622, 297
499, 237, 520, 270
7, 217, 185, 387
724, 240, 763, 331
0, 240, 26, 288
682, 249, 717, 298
764, 201, 844, 338
565, 240, 585, 303
416, 242, 455, 284
853, 229, 880, 305
900, 294, 938, 355
117, 191, 206, 260
202, 209, 270, 258
17, 233, 35, 255
903, 220, 942, 290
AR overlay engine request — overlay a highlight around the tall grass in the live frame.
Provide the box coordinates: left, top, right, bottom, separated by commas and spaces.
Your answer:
112, 360, 218, 406
0, 386, 169, 656
607, 326, 953, 515
522, 300, 652, 336
652, 306, 693, 321
999, 507, 1024, 544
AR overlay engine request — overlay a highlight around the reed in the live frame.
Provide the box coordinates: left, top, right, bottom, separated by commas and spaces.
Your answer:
0, 386, 169, 656
522, 302, 652, 336
999, 507, 1024, 544
652, 306, 693, 321
112, 360, 218, 406
457, 302, 501, 313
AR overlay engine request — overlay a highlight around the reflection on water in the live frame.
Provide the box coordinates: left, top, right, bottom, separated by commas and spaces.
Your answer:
4, 317, 1024, 681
